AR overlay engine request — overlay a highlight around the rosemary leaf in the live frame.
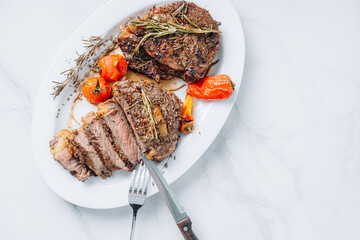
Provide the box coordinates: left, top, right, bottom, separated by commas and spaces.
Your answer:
172, 1, 185, 16
182, 14, 199, 28
141, 89, 158, 140
132, 32, 156, 58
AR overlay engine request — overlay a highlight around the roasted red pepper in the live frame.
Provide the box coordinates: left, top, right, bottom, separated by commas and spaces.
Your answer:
180, 95, 194, 134
187, 74, 234, 100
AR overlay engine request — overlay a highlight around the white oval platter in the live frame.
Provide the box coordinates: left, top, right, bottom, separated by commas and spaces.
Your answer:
31, 0, 245, 209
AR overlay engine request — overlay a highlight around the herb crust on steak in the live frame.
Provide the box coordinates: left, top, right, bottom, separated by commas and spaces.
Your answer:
118, 1, 221, 83
114, 79, 182, 161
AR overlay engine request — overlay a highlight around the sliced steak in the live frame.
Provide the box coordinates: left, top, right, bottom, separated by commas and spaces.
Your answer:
50, 79, 183, 179
118, 1, 221, 83
97, 100, 140, 166
114, 79, 182, 161
49, 129, 91, 181
70, 128, 112, 179
81, 112, 132, 171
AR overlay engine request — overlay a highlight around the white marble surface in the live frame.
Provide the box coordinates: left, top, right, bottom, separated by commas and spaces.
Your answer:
1, 0, 359, 239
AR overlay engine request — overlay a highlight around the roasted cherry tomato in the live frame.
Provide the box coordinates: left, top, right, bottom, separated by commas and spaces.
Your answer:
187, 74, 234, 100
98, 54, 127, 82
83, 77, 111, 105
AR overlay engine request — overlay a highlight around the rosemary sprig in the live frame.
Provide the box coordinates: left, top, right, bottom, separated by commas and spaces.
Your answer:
131, 32, 156, 59
130, 18, 220, 58
141, 89, 158, 140
172, 1, 185, 16
124, 100, 141, 111
52, 34, 118, 99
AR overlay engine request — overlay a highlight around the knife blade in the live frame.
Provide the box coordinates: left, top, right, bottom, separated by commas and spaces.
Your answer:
139, 151, 198, 240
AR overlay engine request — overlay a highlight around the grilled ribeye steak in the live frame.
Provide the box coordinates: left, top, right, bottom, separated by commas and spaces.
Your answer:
118, 1, 221, 83
114, 79, 182, 161
49, 129, 92, 181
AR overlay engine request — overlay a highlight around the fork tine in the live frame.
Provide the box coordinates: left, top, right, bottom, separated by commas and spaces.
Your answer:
133, 164, 143, 194
141, 165, 149, 193
137, 164, 145, 194
142, 167, 150, 195
129, 165, 138, 193
129, 162, 151, 199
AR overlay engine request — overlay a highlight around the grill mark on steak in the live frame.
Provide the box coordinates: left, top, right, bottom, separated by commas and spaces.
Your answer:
114, 79, 181, 161
71, 129, 112, 179
118, 1, 221, 83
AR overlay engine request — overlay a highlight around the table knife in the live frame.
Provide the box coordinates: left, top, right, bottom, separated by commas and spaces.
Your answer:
139, 151, 198, 240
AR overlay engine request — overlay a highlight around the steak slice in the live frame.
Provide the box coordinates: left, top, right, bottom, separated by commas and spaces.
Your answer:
70, 128, 112, 179
81, 112, 131, 171
114, 79, 181, 161
49, 129, 91, 181
97, 100, 140, 166
118, 1, 221, 83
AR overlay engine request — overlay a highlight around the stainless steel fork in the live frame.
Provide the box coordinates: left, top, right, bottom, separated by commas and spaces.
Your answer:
128, 163, 150, 240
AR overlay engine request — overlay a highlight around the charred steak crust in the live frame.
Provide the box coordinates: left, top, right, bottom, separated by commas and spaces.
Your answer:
118, 1, 221, 82
114, 79, 181, 161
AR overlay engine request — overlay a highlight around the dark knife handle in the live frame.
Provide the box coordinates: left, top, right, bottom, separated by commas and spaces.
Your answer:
177, 217, 198, 240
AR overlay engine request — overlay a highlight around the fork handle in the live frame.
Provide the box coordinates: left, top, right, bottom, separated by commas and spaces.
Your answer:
177, 217, 198, 240
129, 209, 138, 240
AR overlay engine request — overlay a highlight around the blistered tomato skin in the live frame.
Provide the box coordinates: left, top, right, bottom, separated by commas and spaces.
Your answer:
83, 77, 112, 105
98, 54, 128, 82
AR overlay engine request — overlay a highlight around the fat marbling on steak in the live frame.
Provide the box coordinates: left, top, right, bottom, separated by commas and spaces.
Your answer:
118, 1, 221, 83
